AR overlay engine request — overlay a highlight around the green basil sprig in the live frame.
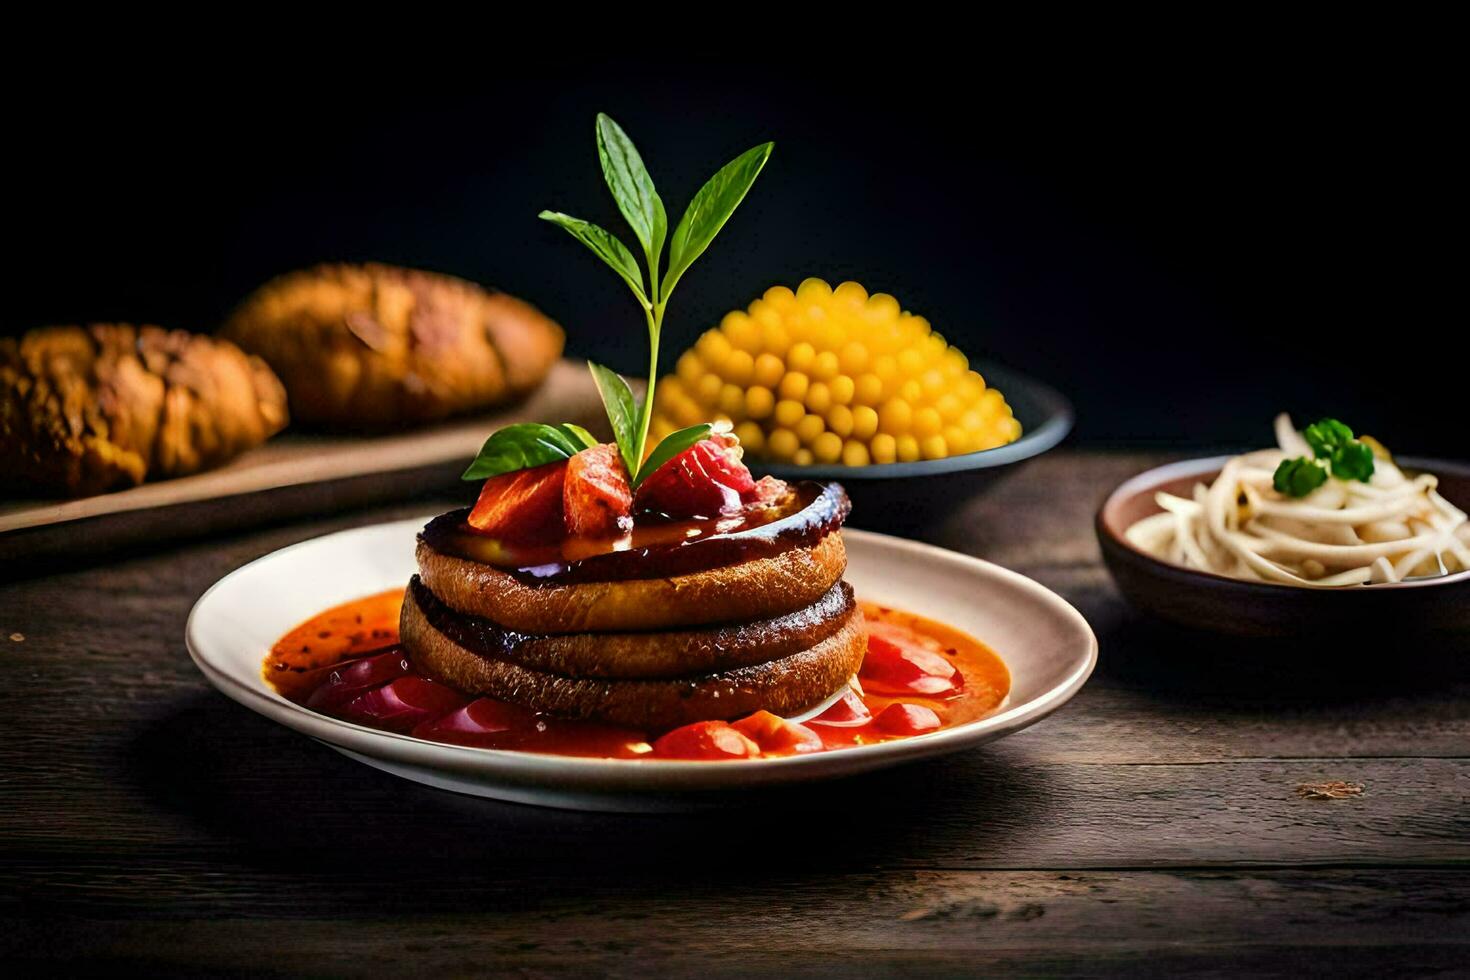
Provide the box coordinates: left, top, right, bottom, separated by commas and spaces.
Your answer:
461, 423, 597, 481
542, 113, 773, 486
1272, 417, 1376, 497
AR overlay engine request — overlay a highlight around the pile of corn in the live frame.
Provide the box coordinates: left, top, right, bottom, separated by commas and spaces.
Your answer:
650, 279, 1020, 466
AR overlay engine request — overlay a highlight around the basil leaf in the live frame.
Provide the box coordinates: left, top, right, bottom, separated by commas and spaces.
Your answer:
595, 113, 667, 271
1330, 441, 1376, 482
663, 142, 773, 299
557, 423, 599, 451
634, 423, 712, 488
1273, 457, 1328, 497
588, 362, 640, 475
1303, 418, 1354, 459
538, 211, 648, 304
461, 423, 587, 481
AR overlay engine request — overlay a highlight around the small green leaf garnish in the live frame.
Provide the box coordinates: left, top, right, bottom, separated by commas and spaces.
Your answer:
464, 116, 772, 490
635, 423, 713, 488
663, 142, 774, 301
588, 362, 640, 477
1273, 457, 1329, 497
542, 115, 773, 478
1301, 417, 1375, 483
537, 211, 648, 305
461, 423, 597, 481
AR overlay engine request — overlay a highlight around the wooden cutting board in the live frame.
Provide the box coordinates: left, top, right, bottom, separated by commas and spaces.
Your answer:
0, 359, 610, 565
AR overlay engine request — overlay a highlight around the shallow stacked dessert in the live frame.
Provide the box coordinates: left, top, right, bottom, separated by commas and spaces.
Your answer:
400, 434, 864, 730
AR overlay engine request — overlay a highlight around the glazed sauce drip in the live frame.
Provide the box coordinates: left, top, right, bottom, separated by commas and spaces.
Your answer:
263, 591, 1010, 761
419, 481, 849, 585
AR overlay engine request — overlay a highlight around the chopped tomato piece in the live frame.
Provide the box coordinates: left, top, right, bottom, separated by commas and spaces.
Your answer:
304, 650, 413, 712
336, 676, 469, 733
635, 433, 756, 519
807, 689, 873, 728
652, 720, 761, 760
859, 628, 964, 696
731, 710, 824, 755
467, 460, 568, 542
874, 702, 943, 735
564, 443, 633, 537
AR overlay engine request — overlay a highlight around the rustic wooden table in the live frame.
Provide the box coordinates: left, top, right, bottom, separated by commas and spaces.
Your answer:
3, 451, 1467, 976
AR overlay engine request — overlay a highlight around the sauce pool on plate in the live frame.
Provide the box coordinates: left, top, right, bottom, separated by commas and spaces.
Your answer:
263, 590, 1010, 761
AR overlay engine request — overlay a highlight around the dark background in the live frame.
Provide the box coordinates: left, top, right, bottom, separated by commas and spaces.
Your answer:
5, 52, 1460, 449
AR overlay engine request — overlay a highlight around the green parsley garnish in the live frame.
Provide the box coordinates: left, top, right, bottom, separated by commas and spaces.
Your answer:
1272, 417, 1376, 497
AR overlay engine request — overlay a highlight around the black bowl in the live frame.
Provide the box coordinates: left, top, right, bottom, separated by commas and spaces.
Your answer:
1096, 455, 1470, 638
746, 361, 1072, 537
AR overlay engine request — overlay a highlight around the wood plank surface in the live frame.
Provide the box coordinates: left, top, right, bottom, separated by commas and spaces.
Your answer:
2, 450, 1468, 975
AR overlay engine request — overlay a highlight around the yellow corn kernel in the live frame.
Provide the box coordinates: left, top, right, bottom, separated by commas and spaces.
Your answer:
936, 393, 963, 422
676, 350, 703, 386
722, 311, 760, 353
697, 330, 732, 366
812, 431, 843, 463
851, 405, 879, 440
774, 399, 805, 428
827, 404, 854, 438
866, 292, 901, 323
854, 373, 884, 406
838, 341, 870, 374
920, 434, 948, 460
745, 386, 775, 420
870, 433, 898, 464
810, 350, 840, 381
723, 349, 754, 386
793, 447, 814, 466
913, 407, 943, 438
718, 384, 746, 419
753, 353, 785, 388
734, 421, 765, 454
921, 368, 946, 396
760, 321, 791, 356
778, 371, 810, 402
763, 284, 797, 312
878, 398, 912, 435
796, 277, 833, 304
944, 425, 974, 455
795, 413, 826, 445
695, 372, 722, 405
828, 374, 855, 406
833, 280, 869, 307
898, 348, 926, 376
841, 440, 871, 467
805, 381, 832, 414
767, 428, 799, 460
787, 341, 816, 372
873, 355, 899, 386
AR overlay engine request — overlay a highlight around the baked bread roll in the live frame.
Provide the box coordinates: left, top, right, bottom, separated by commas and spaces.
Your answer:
221, 263, 564, 429
1, 324, 288, 497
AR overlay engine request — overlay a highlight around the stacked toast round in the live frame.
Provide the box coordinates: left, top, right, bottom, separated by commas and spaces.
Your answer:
400, 483, 863, 731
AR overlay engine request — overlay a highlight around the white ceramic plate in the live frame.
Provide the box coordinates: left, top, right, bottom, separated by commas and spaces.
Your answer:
186, 517, 1097, 811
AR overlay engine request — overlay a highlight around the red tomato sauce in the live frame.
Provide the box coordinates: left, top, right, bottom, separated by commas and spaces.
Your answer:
263, 592, 1011, 761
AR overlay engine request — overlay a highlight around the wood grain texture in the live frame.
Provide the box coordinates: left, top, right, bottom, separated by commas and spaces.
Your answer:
2, 450, 1468, 975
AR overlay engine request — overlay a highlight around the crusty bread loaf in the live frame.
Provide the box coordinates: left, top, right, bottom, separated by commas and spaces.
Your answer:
1, 324, 287, 497
402, 584, 866, 730
416, 531, 847, 633
221, 263, 563, 429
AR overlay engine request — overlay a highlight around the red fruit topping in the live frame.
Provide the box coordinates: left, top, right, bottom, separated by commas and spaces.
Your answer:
564, 443, 633, 537
635, 433, 756, 519
745, 475, 791, 509
859, 625, 964, 697
807, 688, 873, 728
412, 697, 536, 744
874, 702, 943, 735
731, 710, 824, 756
652, 720, 761, 760
336, 676, 469, 733
304, 650, 413, 712
467, 460, 568, 542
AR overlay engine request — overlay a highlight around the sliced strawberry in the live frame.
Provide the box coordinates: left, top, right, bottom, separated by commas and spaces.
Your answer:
467, 460, 568, 542
564, 443, 633, 537
635, 433, 757, 519
874, 702, 943, 735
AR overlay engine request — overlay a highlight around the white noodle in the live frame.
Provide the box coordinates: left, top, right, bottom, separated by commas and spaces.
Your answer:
1123, 414, 1468, 587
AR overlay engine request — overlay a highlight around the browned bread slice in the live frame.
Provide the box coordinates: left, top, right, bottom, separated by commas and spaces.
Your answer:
1, 324, 287, 497
220, 263, 563, 429
401, 582, 866, 730
416, 531, 847, 633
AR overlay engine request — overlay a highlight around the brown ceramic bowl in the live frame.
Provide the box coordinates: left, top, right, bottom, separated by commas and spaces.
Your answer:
1096, 455, 1470, 638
